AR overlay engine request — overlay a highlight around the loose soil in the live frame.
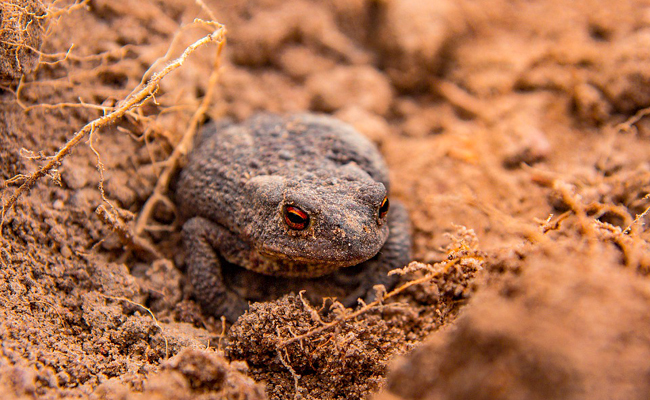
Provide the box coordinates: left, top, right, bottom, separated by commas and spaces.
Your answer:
1, 0, 650, 399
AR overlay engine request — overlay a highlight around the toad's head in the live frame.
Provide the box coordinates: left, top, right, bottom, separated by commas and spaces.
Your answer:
243, 169, 390, 278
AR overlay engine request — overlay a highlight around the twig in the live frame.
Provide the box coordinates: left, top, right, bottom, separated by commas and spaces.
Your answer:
623, 194, 650, 234
615, 106, 650, 134
95, 204, 163, 260
217, 315, 227, 352
134, 27, 226, 236
194, 0, 217, 21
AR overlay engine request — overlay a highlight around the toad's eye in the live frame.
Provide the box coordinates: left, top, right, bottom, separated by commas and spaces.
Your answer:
379, 196, 390, 219
284, 205, 310, 230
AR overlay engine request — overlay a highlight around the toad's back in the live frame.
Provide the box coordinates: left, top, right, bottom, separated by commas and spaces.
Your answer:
176, 113, 390, 226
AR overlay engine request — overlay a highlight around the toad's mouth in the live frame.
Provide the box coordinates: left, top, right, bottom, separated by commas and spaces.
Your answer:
251, 240, 384, 278
258, 248, 373, 266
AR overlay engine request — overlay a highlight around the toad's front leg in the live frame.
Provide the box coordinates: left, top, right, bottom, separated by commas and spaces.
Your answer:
182, 217, 249, 321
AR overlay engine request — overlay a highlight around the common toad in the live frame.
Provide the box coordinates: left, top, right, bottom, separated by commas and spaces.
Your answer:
176, 114, 411, 321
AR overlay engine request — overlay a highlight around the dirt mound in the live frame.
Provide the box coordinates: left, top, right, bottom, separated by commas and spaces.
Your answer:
380, 237, 650, 400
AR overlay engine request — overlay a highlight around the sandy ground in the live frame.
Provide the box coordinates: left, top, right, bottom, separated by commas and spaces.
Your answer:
1, 0, 650, 399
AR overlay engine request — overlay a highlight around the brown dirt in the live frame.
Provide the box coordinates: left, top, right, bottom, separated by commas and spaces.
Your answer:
0, 0, 46, 81
1, 0, 650, 399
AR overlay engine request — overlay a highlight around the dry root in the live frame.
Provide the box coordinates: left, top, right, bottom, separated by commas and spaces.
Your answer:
1, 17, 227, 246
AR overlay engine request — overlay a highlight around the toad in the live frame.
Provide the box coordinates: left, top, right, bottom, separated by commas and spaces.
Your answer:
176, 114, 411, 321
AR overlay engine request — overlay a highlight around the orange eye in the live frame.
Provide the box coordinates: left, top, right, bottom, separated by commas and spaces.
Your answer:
379, 196, 389, 219
284, 205, 310, 230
